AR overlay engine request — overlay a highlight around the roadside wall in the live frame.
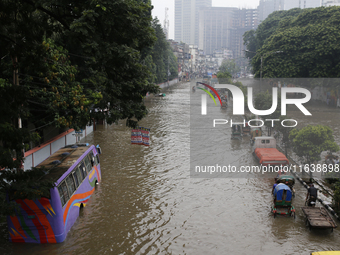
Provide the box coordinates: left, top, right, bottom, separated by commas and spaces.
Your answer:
158, 78, 179, 89
23, 125, 93, 170
310, 86, 340, 107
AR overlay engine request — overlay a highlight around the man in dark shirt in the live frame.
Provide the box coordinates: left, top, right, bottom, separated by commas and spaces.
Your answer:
306, 184, 317, 206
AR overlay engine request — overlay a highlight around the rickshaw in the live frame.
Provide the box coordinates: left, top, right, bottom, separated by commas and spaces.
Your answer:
242, 123, 250, 135
250, 127, 262, 145
272, 183, 295, 218
221, 95, 227, 108
231, 124, 242, 140
275, 174, 295, 197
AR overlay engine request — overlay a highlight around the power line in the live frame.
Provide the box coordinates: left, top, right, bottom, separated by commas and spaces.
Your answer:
29, 120, 56, 132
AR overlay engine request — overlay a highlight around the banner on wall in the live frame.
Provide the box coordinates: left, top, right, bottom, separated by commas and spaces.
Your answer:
131, 127, 150, 146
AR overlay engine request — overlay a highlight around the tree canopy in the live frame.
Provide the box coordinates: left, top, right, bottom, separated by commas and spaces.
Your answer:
151, 18, 178, 84
0, 0, 177, 215
244, 7, 340, 78
218, 59, 240, 77
289, 125, 339, 165
0, 1, 178, 169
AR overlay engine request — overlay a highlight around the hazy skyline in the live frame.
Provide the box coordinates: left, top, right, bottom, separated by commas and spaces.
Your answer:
151, 0, 260, 40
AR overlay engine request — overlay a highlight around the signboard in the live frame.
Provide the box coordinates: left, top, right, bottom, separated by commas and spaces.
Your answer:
75, 129, 83, 134
131, 127, 150, 146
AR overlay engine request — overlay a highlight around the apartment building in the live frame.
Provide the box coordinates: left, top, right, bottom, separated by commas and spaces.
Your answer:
175, 0, 212, 45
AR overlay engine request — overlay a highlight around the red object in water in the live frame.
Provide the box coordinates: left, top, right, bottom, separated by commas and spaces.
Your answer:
254, 148, 289, 166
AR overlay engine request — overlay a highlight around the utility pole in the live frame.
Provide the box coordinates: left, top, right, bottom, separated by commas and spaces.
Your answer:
13, 56, 24, 170
13, 57, 21, 129
163, 8, 169, 39
168, 55, 170, 86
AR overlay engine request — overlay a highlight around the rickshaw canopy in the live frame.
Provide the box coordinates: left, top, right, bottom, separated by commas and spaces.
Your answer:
277, 175, 295, 186
274, 183, 292, 201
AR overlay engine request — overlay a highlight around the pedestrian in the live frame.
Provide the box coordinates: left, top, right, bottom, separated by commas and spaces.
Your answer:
306, 184, 317, 206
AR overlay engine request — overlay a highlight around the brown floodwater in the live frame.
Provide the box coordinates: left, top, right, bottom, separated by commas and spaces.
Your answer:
1, 80, 340, 254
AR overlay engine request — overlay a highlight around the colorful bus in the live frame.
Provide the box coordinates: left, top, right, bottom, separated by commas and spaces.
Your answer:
7, 143, 102, 243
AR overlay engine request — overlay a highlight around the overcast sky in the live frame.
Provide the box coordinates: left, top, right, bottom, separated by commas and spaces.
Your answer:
151, 0, 260, 40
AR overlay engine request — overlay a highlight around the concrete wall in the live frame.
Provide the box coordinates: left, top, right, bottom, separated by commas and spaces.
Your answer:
24, 125, 94, 170
310, 86, 340, 107
158, 78, 179, 89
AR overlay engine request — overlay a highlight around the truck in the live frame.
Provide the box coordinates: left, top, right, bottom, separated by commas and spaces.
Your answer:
252, 136, 289, 166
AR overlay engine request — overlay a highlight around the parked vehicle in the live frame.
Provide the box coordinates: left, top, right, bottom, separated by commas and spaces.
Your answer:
252, 136, 289, 166
231, 123, 242, 140
221, 95, 228, 108
249, 127, 262, 145
7, 143, 102, 243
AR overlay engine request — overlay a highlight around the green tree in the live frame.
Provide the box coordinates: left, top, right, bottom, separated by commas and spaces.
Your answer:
289, 125, 339, 165
247, 7, 340, 78
216, 71, 232, 84
254, 8, 303, 50
0, 168, 55, 216
243, 8, 303, 64
150, 18, 178, 84
23, 38, 102, 131
0, 0, 160, 160
243, 30, 257, 59
218, 59, 240, 77
0, 0, 161, 216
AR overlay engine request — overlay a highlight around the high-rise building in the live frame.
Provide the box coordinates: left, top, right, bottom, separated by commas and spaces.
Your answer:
231, 9, 259, 59
175, 0, 212, 45
284, 0, 299, 9
285, 0, 321, 9
198, 7, 258, 57
258, 0, 284, 21
323, 0, 340, 6
198, 7, 236, 55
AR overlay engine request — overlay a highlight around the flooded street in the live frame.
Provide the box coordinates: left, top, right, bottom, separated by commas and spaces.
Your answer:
2, 81, 340, 254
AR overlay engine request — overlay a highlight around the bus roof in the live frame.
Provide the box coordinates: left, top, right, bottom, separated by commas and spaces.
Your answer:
37, 144, 91, 183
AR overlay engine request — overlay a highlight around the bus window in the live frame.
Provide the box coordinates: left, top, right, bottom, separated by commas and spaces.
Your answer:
96, 154, 100, 164
75, 166, 83, 183
84, 155, 92, 172
72, 171, 79, 188
88, 151, 95, 166
79, 161, 87, 179
93, 154, 98, 165
66, 175, 76, 196
58, 181, 70, 207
